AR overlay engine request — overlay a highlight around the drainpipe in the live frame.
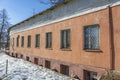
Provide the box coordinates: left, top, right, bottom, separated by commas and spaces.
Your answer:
108, 6, 115, 70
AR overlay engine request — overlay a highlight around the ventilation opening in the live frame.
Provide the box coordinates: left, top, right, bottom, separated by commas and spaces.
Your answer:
84, 70, 97, 80
16, 53, 18, 58
26, 56, 29, 61
12, 53, 14, 57
21, 54, 23, 58
45, 60, 51, 69
34, 58, 39, 65
60, 64, 69, 76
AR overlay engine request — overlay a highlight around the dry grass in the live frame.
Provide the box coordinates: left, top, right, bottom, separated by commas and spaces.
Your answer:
100, 70, 120, 80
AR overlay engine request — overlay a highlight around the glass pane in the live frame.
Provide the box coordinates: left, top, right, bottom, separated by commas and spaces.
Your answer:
66, 30, 70, 48
84, 25, 99, 50
91, 26, 99, 49
84, 27, 90, 49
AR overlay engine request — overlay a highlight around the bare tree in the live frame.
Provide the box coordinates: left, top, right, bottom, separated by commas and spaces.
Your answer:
38, 0, 63, 6
0, 9, 11, 50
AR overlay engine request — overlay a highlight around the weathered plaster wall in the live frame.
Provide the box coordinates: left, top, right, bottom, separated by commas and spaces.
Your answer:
10, 9, 111, 69
111, 5, 120, 70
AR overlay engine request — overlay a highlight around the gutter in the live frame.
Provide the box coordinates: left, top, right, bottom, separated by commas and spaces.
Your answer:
108, 6, 115, 70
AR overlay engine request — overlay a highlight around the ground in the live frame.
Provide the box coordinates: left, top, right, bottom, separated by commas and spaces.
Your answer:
0, 52, 76, 80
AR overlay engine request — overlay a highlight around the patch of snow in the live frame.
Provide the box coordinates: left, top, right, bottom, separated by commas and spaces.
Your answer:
0, 53, 76, 80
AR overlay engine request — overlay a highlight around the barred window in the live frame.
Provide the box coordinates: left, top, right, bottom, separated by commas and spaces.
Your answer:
21, 36, 24, 47
60, 64, 69, 76
46, 32, 52, 48
34, 58, 39, 65
45, 60, 51, 69
61, 29, 70, 49
84, 70, 97, 80
27, 35, 31, 47
35, 34, 40, 48
84, 24, 100, 50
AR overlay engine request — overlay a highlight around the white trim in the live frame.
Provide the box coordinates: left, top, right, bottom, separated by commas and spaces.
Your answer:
10, 1, 120, 35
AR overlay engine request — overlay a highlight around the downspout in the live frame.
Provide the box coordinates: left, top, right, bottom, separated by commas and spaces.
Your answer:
108, 6, 115, 70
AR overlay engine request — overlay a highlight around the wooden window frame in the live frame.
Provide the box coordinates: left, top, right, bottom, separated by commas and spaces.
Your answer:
60, 29, 71, 49
21, 36, 24, 47
46, 32, 52, 49
60, 64, 69, 76
84, 24, 100, 50
35, 34, 40, 48
26, 56, 30, 61
27, 35, 31, 48
34, 58, 39, 65
84, 70, 97, 80
16, 36, 19, 47
45, 60, 51, 69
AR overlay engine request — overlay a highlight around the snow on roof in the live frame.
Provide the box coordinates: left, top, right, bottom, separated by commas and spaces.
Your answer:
8, 0, 72, 32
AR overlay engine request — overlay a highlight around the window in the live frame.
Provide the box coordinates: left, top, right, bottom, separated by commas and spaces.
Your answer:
34, 58, 39, 65
16, 54, 18, 58
84, 25, 99, 50
21, 36, 24, 47
12, 53, 14, 57
13, 38, 14, 46
27, 35, 31, 47
21, 54, 23, 58
84, 70, 97, 80
60, 64, 69, 76
35, 34, 40, 48
16, 36, 19, 47
11, 38, 14, 47
46, 32, 52, 48
45, 60, 51, 69
26, 56, 29, 61
60, 29, 70, 49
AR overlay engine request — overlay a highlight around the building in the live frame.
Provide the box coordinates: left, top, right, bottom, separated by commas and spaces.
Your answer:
8, 0, 120, 79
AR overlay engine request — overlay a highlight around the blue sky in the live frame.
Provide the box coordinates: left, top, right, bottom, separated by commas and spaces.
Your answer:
0, 0, 51, 25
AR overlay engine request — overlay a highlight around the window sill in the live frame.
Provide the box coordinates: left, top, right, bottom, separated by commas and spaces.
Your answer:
35, 47, 40, 49
84, 49, 102, 52
46, 48, 53, 50
60, 48, 72, 51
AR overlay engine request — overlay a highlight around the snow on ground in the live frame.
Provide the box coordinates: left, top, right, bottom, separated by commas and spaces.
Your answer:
0, 52, 76, 80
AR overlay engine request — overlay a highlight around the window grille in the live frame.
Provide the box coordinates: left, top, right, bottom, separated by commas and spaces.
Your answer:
60, 64, 69, 76
84, 24, 99, 50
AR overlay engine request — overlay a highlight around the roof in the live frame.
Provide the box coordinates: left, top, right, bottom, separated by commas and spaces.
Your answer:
8, 0, 120, 33
8, 0, 71, 32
